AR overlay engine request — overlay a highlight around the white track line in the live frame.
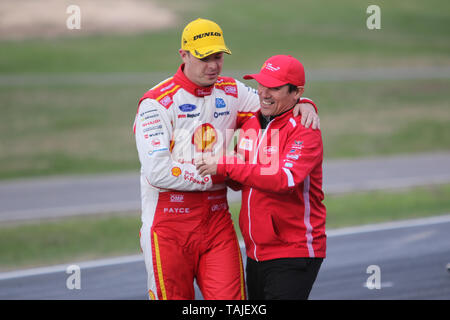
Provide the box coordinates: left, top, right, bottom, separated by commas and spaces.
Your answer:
1, 214, 449, 281
0, 255, 143, 281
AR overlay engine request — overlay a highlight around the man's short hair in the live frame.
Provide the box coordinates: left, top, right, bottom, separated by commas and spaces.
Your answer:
287, 84, 299, 93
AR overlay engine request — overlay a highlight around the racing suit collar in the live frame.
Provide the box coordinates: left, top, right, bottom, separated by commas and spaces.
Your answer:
174, 64, 215, 97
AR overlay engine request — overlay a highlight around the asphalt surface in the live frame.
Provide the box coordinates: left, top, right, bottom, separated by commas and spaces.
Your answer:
310, 216, 450, 300
1, 215, 449, 300
1, 152, 449, 223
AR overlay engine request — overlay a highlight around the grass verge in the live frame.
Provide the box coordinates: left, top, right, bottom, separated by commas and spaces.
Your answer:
1, 184, 449, 271
0, 213, 142, 272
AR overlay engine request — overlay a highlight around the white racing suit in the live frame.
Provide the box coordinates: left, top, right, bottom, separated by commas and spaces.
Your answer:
133, 64, 259, 299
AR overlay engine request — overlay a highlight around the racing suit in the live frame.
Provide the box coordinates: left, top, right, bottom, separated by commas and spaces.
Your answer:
134, 64, 259, 300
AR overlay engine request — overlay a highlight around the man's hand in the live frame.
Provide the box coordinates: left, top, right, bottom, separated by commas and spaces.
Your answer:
195, 156, 218, 177
293, 103, 320, 129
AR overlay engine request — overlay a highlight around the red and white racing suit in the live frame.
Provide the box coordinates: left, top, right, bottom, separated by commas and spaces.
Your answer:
134, 64, 317, 299
134, 64, 259, 300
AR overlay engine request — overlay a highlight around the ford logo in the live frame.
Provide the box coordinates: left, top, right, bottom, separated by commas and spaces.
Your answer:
179, 104, 197, 112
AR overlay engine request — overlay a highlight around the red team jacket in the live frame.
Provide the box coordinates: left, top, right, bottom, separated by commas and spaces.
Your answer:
217, 108, 327, 261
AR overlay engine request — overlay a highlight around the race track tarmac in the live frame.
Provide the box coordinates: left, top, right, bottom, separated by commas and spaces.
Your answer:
1, 215, 449, 300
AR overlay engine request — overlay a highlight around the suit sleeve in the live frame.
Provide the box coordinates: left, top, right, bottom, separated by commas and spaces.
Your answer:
299, 97, 318, 114
235, 80, 260, 128
135, 98, 222, 191
217, 126, 323, 194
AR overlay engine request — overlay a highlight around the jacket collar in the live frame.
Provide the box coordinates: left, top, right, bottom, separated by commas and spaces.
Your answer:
173, 64, 215, 97
258, 106, 296, 129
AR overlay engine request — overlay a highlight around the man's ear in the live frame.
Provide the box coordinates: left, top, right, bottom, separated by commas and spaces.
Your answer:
296, 86, 305, 99
179, 49, 190, 61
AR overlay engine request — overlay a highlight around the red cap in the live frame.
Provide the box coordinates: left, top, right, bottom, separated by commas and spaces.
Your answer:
243, 55, 305, 87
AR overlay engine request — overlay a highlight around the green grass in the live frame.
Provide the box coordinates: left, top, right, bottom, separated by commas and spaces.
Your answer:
0, 213, 142, 271
1, 184, 449, 271
309, 79, 450, 158
0, 84, 143, 179
0, 0, 449, 73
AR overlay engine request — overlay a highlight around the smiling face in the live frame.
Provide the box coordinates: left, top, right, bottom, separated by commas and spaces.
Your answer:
257, 84, 304, 117
180, 50, 224, 87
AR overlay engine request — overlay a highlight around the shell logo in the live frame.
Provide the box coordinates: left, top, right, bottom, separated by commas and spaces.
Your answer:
192, 123, 217, 152
171, 167, 181, 177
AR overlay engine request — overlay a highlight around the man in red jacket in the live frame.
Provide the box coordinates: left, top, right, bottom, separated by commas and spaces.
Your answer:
196, 54, 326, 299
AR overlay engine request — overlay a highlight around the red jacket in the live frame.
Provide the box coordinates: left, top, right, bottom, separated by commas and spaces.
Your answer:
217, 108, 326, 261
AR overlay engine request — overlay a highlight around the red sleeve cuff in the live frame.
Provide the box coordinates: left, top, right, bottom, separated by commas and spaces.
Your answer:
211, 174, 225, 184
299, 97, 318, 113
216, 156, 228, 177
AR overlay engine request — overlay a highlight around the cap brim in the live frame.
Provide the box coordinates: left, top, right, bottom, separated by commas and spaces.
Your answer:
190, 45, 232, 59
243, 73, 287, 88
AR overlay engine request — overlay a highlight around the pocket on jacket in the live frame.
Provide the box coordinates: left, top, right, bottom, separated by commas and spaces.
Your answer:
252, 210, 282, 245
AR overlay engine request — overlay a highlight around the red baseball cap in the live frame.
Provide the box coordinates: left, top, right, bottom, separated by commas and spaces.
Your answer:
243, 55, 305, 87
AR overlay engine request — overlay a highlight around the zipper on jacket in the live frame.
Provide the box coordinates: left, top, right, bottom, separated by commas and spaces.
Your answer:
247, 119, 274, 262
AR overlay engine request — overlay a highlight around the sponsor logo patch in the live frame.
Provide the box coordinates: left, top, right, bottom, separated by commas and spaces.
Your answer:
214, 110, 230, 118
262, 62, 281, 72
163, 207, 190, 214
238, 138, 253, 151
171, 167, 182, 177
193, 32, 222, 41
192, 123, 217, 152
215, 98, 226, 108
263, 146, 278, 155
179, 104, 197, 112
159, 96, 172, 107
170, 194, 184, 202
148, 147, 168, 156
286, 154, 300, 160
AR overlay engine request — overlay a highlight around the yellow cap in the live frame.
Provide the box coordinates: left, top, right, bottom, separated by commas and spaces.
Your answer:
181, 18, 232, 59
